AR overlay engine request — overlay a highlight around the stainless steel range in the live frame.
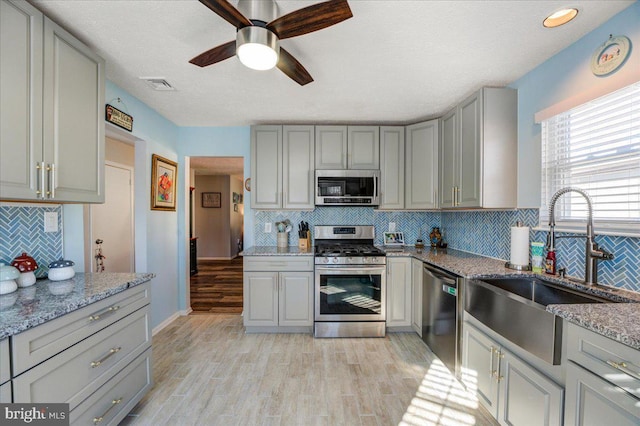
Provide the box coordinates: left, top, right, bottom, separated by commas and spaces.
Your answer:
314, 225, 386, 338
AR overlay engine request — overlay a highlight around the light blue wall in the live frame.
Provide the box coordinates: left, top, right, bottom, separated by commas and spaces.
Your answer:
511, 2, 640, 208
176, 126, 251, 311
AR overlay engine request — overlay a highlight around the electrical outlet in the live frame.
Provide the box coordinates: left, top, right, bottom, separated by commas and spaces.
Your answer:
389, 222, 396, 232
44, 212, 58, 233
264, 222, 272, 233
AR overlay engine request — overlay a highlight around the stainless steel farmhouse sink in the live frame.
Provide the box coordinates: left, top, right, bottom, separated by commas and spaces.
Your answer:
465, 277, 612, 365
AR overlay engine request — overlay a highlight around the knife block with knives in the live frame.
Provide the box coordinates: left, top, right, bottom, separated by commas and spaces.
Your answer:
298, 221, 311, 250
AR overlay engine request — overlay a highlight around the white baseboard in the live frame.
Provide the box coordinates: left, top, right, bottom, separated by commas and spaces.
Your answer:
197, 256, 235, 260
152, 312, 180, 336
181, 307, 193, 316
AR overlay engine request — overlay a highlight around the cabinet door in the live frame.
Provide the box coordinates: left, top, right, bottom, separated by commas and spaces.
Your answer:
458, 91, 482, 207
565, 362, 640, 426
405, 119, 439, 209
462, 323, 499, 417
0, 0, 43, 200
498, 348, 563, 426
251, 125, 282, 209
386, 257, 412, 327
279, 271, 313, 327
379, 126, 405, 209
411, 258, 423, 336
315, 126, 347, 169
347, 126, 379, 169
43, 18, 105, 203
439, 109, 456, 207
243, 272, 279, 326
282, 125, 314, 210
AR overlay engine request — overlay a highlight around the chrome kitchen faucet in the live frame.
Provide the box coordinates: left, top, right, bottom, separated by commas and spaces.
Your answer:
547, 187, 614, 285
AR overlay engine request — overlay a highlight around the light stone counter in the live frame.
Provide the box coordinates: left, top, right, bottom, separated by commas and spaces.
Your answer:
0, 272, 154, 339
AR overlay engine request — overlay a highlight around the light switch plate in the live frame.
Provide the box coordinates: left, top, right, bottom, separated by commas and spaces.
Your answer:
44, 212, 58, 233
264, 222, 272, 233
389, 222, 396, 232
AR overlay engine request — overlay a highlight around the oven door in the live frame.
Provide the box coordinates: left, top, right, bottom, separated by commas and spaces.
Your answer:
315, 265, 386, 322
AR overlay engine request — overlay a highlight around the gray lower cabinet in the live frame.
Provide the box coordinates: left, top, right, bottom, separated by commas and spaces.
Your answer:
463, 322, 563, 425
9, 283, 151, 423
0, 338, 9, 402
0, 381, 10, 403
0, 0, 105, 203
564, 322, 640, 425
243, 256, 314, 331
386, 257, 412, 329
410, 258, 423, 336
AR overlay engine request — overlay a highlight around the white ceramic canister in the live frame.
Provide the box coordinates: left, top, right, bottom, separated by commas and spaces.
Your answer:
0, 263, 19, 295
47, 258, 76, 281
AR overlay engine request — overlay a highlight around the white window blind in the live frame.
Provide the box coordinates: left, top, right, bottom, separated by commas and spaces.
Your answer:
540, 81, 640, 234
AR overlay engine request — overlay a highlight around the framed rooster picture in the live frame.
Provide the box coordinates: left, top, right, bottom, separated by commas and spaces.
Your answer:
151, 154, 178, 211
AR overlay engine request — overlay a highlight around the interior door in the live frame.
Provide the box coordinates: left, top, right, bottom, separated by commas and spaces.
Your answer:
90, 162, 134, 272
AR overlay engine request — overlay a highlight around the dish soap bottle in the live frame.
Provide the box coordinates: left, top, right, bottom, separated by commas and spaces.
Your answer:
544, 249, 556, 275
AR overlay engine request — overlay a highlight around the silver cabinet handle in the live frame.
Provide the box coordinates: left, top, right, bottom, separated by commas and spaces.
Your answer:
90, 347, 121, 368
88, 305, 120, 322
93, 398, 123, 424
48, 163, 55, 199
606, 360, 640, 381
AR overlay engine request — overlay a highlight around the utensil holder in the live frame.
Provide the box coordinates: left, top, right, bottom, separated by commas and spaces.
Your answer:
277, 232, 288, 248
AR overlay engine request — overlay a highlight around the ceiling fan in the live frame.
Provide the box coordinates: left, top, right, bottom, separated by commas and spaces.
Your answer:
189, 0, 353, 85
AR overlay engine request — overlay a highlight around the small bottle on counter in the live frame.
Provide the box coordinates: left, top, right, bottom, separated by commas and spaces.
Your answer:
544, 249, 556, 275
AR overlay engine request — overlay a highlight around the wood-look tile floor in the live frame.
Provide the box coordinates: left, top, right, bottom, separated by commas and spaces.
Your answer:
190, 258, 243, 314
121, 314, 498, 426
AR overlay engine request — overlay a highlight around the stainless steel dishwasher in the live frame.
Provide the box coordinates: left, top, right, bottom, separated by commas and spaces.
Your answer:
422, 263, 462, 378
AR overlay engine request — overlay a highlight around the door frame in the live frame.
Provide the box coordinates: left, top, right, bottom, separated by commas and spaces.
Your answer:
84, 160, 135, 272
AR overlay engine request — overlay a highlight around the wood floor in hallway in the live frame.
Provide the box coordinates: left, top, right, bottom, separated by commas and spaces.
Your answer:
190, 257, 243, 314
121, 314, 499, 426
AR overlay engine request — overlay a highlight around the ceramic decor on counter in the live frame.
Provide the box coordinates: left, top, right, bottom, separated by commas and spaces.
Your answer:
11, 252, 38, 287
0, 263, 19, 295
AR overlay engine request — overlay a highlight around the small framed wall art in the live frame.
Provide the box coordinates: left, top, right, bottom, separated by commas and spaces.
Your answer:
383, 232, 405, 246
151, 154, 178, 211
202, 192, 221, 208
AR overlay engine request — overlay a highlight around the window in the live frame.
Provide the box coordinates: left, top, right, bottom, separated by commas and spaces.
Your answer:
540, 82, 640, 235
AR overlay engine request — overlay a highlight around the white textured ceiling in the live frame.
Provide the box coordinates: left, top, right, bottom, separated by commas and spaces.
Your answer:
32, 0, 634, 127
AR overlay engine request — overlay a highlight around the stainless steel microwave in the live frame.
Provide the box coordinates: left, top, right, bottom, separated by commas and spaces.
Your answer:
315, 170, 380, 206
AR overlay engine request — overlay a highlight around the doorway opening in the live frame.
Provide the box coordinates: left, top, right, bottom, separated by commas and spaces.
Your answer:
189, 156, 244, 314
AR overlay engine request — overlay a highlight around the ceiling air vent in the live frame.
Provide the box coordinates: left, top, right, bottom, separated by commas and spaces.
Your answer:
139, 77, 176, 91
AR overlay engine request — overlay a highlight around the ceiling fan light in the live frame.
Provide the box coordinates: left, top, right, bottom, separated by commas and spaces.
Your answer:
237, 26, 280, 70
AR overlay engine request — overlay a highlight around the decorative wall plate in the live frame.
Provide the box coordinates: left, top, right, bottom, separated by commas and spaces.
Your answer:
244, 177, 251, 192
590, 35, 631, 76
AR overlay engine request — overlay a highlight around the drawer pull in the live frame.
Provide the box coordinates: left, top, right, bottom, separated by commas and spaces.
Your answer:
606, 360, 640, 381
89, 305, 120, 322
91, 347, 121, 368
93, 398, 123, 424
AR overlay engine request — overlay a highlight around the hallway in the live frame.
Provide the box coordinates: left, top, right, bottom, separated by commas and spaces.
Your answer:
190, 257, 243, 313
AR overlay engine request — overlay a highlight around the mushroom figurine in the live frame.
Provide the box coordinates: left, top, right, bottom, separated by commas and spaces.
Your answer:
47, 258, 75, 281
11, 252, 38, 287
0, 263, 19, 295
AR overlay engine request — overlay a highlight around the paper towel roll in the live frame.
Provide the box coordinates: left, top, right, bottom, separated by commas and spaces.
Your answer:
510, 225, 530, 266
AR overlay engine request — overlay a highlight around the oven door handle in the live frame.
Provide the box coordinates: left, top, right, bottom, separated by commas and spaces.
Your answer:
316, 266, 386, 273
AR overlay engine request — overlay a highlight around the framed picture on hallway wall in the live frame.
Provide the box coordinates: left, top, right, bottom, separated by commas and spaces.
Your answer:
151, 154, 178, 211
202, 192, 221, 208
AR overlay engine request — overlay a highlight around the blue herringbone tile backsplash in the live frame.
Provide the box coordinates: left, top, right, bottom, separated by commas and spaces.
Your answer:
0, 205, 63, 278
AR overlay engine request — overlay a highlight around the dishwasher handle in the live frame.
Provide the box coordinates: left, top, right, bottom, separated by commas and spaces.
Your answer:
423, 265, 458, 286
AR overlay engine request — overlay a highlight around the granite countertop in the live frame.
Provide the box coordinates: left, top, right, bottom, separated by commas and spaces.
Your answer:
0, 272, 155, 340
240, 246, 314, 256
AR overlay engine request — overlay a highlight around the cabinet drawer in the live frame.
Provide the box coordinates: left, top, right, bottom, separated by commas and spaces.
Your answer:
12, 282, 150, 375
0, 338, 9, 384
13, 306, 150, 410
244, 256, 313, 272
70, 349, 152, 426
0, 380, 10, 403
567, 322, 640, 399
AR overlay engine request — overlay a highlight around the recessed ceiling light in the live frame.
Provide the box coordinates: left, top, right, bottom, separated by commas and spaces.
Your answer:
543, 8, 579, 28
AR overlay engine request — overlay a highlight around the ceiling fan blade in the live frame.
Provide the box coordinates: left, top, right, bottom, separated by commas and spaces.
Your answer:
189, 40, 236, 67
198, 0, 252, 29
277, 48, 313, 86
267, 0, 352, 40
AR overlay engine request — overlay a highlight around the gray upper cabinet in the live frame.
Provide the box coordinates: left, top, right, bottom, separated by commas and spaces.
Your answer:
0, 0, 105, 203
379, 126, 405, 210
251, 125, 314, 210
315, 125, 379, 169
405, 119, 439, 209
440, 87, 517, 209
